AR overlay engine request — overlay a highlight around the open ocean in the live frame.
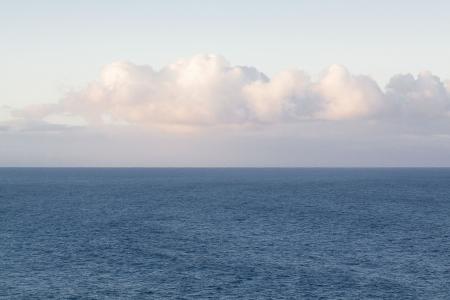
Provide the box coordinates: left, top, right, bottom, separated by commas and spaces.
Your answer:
1, 168, 450, 299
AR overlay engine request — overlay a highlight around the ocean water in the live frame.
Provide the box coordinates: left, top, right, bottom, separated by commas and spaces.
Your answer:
1, 168, 450, 299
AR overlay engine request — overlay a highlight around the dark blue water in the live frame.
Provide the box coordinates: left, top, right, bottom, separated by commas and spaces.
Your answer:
1, 168, 450, 299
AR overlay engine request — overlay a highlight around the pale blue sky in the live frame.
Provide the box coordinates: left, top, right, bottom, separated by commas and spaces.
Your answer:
2, 0, 450, 107
3, 1, 450, 166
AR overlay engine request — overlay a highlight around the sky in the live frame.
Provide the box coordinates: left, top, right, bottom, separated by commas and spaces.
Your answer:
2, 0, 450, 166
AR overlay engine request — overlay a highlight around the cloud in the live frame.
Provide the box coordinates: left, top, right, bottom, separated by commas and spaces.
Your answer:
0, 119, 79, 133
385, 72, 450, 118
10, 54, 450, 130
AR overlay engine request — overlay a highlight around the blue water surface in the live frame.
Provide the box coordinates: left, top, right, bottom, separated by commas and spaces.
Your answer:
1, 168, 450, 299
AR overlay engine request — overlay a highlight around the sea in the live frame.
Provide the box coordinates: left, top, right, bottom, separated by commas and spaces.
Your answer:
0, 168, 449, 299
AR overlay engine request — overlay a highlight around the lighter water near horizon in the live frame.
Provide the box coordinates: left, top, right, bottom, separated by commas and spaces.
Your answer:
1, 168, 450, 299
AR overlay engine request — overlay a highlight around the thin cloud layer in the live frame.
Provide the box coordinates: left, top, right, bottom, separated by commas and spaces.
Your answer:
12, 54, 450, 129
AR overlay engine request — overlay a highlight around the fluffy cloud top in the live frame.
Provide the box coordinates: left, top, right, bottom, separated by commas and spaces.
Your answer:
12, 54, 450, 129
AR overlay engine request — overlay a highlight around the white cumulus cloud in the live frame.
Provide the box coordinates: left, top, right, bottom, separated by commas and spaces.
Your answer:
11, 54, 450, 130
